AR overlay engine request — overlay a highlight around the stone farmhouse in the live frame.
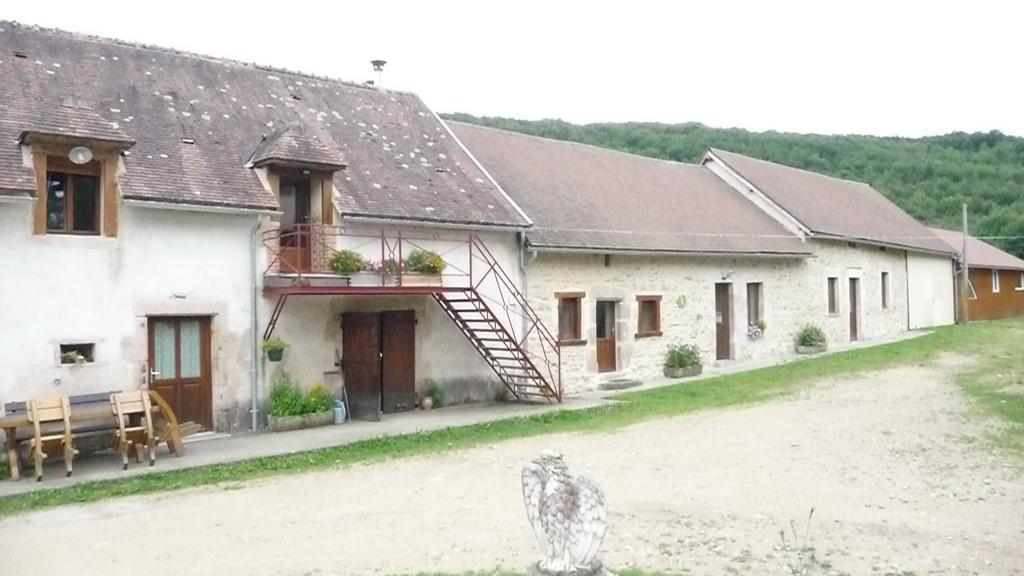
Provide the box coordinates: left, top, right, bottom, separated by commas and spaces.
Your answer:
0, 22, 957, 431
451, 125, 956, 393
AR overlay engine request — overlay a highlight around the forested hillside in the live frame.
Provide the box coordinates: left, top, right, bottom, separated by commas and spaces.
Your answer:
445, 114, 1024, 257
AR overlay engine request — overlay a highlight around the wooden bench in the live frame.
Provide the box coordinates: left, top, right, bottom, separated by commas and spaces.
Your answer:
1, 390, 194, 481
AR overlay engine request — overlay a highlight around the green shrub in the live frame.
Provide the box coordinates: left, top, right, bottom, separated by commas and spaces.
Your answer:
268, 373, 305, 417
405, 249, 445, 274
262, 337, 287, 354
796, 324, 827, 347
305, 382, 333, 413
422, 379, 446, 407
665, 343, 701, 368
329, 249, 365, 274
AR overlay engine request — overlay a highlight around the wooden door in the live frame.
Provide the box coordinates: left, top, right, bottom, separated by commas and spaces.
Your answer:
342, 313, 382, 421
278, 175, 312, 273
148, 317, 212, 430
595, 301, 616, 373
715, 283, 732, 360
849, 277, 860, 341
381, 311, 416, 413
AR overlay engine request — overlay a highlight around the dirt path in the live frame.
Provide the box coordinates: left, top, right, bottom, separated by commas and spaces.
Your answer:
2, 356, 1022, 576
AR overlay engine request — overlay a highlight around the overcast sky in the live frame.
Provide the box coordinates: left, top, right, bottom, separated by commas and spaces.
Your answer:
5, 1, 1021, 137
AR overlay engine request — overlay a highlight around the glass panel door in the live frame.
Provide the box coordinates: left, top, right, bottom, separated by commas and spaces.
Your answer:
179, 319, 201, 378
153, 320, 177, 380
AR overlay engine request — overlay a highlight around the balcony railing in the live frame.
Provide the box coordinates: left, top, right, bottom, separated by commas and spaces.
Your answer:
262, 223, 473, 289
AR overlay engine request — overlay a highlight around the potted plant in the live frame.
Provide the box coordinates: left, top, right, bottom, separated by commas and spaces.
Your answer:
747, 319, 767, 340
795, 324, 827, 354
402, 249, 445, 286
266, 376, 336, 432
263, 337, 287, 362
663, 343, 703, 378
329, 249, 364, 276
421, 379, 445, 410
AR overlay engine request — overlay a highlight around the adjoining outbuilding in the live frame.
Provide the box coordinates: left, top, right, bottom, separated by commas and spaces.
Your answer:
452, 124, 957, 393
930, 227, 1024, 320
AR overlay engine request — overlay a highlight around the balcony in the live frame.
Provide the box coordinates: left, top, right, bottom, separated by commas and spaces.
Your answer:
262, 224, 475, 295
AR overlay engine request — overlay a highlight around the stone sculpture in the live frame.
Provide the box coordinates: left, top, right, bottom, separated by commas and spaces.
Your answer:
522, 451, 607, 576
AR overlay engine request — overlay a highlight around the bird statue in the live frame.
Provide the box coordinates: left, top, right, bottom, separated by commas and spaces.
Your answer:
522, 451, 608, 576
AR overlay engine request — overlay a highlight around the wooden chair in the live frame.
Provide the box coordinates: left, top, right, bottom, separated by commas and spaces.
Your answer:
22, 396, 78, 481
110, 391, 156, 469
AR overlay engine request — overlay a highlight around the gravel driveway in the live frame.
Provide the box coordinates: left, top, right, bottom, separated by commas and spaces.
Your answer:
2, 355, 1021, 576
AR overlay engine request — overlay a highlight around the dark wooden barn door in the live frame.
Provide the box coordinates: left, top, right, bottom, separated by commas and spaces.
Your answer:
715, 283, 732, 360
595, 301, 617, 373
849, 277, 860, 341
342, 313, 382, 421
381, 311, 416, 412
148, 316, 213, 430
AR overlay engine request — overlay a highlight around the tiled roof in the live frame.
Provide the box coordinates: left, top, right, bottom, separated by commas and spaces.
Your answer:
450, 122, 811, 256
706, 148, 953, 255
0, 22, 528, 225
250, 122, 346, 170
18, 99, 135, 146
929, 227, 1024, 271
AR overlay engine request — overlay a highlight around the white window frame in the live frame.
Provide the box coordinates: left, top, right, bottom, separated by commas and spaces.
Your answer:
1016, 272, 1024, 291
992, 270, 1001, 293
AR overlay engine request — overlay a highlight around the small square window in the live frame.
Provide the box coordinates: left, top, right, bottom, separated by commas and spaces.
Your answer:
556, 292, 583, 344
827, 277, 839, 314
635, 295, 661, 338
992, 270, 1001, 293
59, 343, 95, 364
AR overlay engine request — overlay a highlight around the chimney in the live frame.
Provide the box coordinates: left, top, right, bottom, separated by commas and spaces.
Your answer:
370, 59, 387, 87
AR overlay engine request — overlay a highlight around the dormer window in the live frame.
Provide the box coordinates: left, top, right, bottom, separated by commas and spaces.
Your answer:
46, 161, 100, 234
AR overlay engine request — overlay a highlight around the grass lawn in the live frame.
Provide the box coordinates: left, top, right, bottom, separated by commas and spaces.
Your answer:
1, 319, 1021, 518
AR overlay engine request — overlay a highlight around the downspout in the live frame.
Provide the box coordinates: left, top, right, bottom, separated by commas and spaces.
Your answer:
250, 216, 262, 431
518, 231, 540, 346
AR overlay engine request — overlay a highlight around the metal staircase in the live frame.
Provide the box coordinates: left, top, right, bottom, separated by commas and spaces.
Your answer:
261, 225, 561, 402
433, 235, 562, 403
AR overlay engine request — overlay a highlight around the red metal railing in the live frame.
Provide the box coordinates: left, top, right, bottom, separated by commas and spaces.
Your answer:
262, 224, 473, 288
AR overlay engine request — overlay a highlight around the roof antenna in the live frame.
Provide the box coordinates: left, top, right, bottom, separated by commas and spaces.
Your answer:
370, 59, 387, 87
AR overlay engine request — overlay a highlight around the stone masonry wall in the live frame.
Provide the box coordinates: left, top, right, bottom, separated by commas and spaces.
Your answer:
526, 240, 909, 395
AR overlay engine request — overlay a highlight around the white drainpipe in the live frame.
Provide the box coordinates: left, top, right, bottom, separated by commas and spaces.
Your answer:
249, 216, 263, 431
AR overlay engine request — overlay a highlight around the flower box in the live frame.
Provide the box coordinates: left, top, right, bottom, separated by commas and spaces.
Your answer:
401, 272, 442, 287
663, 365, 703, 379
349, 271, 387, 287
267, 410, 333, 432
795, 344, 827, 355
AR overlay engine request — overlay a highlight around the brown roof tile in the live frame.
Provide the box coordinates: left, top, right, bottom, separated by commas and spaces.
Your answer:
250, 122, 345, 171
0, 22, 528, 225
707, 148, 952, 254
929, 227, 1024, 271
450, 123, 810, 255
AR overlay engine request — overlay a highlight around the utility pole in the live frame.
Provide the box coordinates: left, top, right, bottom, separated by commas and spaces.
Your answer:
960, 203, 970, 324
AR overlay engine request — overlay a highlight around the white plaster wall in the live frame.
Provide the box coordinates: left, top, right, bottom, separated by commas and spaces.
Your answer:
907, 253, 956, 329
0, 202, 258, 431
526, 240, 910, 395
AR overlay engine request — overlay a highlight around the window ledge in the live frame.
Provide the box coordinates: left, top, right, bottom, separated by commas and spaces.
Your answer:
634, 331, 662, 339
558, 339, 587, 347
